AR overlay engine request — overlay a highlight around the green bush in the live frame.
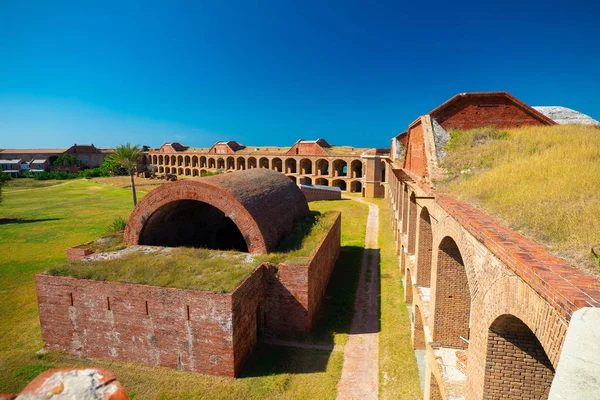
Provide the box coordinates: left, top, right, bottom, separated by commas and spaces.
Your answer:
107, 216, 127, 233
34, 171, 79, 181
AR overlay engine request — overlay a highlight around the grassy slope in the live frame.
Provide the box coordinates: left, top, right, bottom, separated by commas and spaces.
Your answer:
0, 181, 368, 399
361, 198, 421, 400
438, 125, 600, 276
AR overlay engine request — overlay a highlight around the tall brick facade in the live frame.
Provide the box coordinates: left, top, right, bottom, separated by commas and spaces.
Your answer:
416, 207, 432, 287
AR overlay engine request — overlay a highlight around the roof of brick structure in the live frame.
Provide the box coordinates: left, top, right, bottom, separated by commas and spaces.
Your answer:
124, 169, 309, 254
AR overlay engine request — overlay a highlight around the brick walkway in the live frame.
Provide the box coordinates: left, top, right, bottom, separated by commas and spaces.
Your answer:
337, 198, 379, 400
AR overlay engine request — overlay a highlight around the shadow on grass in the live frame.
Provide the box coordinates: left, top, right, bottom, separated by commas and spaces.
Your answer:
309, 245, 381, 343
241, 343, 332, 377
0, 218, 62, 225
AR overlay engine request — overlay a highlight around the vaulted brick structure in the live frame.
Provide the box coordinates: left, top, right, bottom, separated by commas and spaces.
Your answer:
125, 169, 309, 254
36, 169, 341, 377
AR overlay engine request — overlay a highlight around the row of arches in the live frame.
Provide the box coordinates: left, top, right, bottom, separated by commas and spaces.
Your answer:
285, 176, 363, 193
393, 181, 556, 399
148, 154, 364, 178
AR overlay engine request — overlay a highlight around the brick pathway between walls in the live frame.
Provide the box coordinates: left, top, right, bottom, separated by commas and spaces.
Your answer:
337, 197, 379, 400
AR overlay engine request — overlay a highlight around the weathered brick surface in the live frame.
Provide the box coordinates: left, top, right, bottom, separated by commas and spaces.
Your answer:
124, 169, 310, 254
299, 185, 341, 202
413, 304, 426, 350
36, 275, 237, 376
431, 237, 470, 349
37, 213, 341, 377
385, 169, 598, 399
416, 207, 432, 287
429, 92, 556, 131
66, 247, 95, 262
482, 315, 554, 400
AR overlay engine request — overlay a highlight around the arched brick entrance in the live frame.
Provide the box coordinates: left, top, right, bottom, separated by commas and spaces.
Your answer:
416, 207, 433, 287
124, 169, 309, 254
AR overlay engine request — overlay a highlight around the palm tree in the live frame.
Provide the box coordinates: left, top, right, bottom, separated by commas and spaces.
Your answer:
110, 143, 143, 206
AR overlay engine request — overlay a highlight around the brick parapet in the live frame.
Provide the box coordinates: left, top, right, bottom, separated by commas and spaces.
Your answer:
436, 194, 600, 319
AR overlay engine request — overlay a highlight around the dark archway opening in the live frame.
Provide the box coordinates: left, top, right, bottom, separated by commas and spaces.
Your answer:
139, 200, 248, 251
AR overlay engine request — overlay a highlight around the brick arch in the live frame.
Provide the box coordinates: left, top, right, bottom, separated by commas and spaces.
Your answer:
416, 206, 433, 287
413, 304, 426, 350
124, 169, 309, 254
407, 192, 417, 253
482, 314, 555, 400
432, 236, 471, 349
405, 268, 413, 305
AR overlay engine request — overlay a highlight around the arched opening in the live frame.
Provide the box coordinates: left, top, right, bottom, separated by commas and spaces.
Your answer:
433, 237, 471, 349
185, 168, 191, 176
417, 207, 433, 287
259, 157, 269, 169
315, 178, 328, 186
217, 158, 225, 169
483, 315, 555, 399
402, 185, 409, 233
177, 155, 184, 166
178, 168, 183, 175
332, 159, 347, 177
288, 175, 297, 184
226, 157, 235, 170
400, 245, 406, 274
208, 158, 216, 169
192, 169, 199, 177
408, 193, 417, 254
272, 158, 282, 172
285, 158, 297, 174
248, 157, 257, 169
200, 156, 207, 168
200, 169, 207, 176
158, 155, 164, 165
153, 155, 158, 164
165, 167, 170, 174
300, 159, 312, 175
413, 304, 425, 350
405, 269, 413, 304
159, 166, 164, 173
300, 176, 312, 185
138, 200, 248, 252
316, 159, 329, 176
192, 156, 198, 168
381, 163, 386, 182
184, 156, 191, 167
237, 157, 246, 170
350, 181, 362, 193
351, 160, 363, 178
171, 155, 176, 166
332, 179, 346, 191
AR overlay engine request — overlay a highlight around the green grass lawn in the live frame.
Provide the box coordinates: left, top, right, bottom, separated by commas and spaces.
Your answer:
0, 179, 369, 399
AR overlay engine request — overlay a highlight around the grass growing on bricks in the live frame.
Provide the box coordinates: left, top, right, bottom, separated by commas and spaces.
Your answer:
47, 211, 339, 293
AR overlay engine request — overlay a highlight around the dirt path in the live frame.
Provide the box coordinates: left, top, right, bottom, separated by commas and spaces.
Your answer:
337, 197, 379, 400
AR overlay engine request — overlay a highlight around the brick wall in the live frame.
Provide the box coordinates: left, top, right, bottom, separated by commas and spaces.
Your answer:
403, 119, 427, 179
263, 213, 341, 337
431, 93, 555, 131
483, 315, 554, 400
37, 213, 341, 377
413, 304, 426, 350
432, 237, 470, 349
408, 193, 417, 254
416, 207, 432, 287
299, 185, 342, 202
36, 275, 237, 377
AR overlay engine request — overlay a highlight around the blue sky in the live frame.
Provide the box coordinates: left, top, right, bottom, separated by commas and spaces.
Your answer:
1, 1, 599, 149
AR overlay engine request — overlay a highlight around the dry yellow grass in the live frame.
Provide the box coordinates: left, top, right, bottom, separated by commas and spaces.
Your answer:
438, 124, 600, 276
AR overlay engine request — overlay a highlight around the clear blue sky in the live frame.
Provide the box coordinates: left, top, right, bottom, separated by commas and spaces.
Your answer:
1, 1, 599, 149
